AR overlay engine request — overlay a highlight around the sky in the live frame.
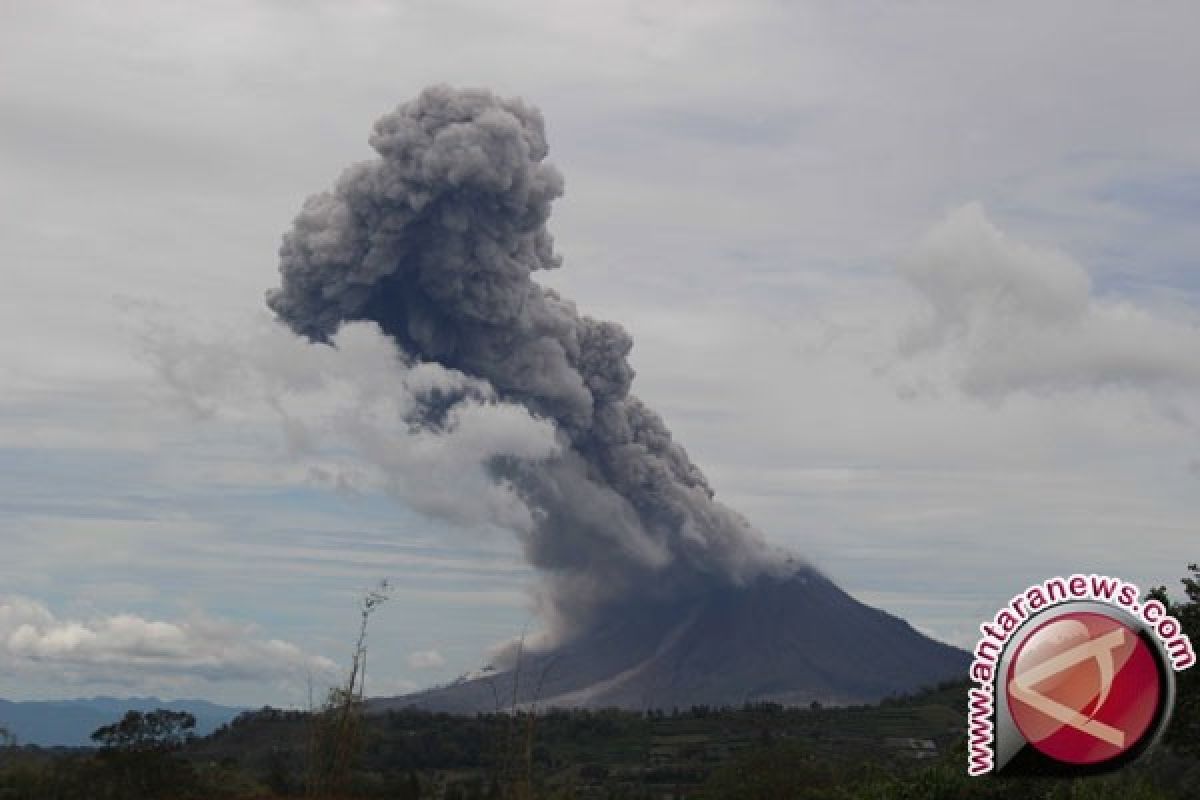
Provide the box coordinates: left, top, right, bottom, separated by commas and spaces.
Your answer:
2, 0, 1199, 707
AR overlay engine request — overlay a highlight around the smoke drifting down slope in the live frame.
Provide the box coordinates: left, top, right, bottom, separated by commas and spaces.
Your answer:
377, 571, 968, 712
268, 85, 784, 643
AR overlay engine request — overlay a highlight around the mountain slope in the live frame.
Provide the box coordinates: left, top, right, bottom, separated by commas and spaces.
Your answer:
373, 569, 968, 714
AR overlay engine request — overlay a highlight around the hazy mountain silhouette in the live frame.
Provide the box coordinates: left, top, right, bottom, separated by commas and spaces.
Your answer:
0, 697, 243, 747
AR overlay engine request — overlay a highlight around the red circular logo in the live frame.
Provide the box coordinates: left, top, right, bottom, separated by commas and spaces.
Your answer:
1006, 611, 1161, 765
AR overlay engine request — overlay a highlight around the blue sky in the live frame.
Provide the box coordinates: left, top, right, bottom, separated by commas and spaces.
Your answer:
2, 0, 1199, 706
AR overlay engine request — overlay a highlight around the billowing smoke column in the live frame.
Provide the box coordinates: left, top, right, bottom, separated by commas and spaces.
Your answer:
268, 86, 783, 640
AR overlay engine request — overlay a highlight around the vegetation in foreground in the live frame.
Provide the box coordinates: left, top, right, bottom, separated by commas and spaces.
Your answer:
0, 564, 1194, 799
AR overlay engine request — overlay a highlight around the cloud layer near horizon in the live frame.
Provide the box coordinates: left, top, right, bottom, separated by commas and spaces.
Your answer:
0, 595, 335, 693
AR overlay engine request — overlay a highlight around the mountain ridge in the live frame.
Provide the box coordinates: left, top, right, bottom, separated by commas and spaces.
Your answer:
372, 568, 969, 714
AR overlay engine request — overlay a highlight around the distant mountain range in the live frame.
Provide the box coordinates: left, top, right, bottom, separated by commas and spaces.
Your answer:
374, 569, 969, 713
0, 697, 245, 747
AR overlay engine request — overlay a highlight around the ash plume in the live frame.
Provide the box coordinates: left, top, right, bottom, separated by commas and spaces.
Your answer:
268, 86, 785, 642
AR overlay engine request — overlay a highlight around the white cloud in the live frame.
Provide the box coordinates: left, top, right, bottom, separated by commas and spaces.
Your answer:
140, 315, 561, 534
0, 595, 335, 687
406, 649, 446, 670
900, 203, 1200, 398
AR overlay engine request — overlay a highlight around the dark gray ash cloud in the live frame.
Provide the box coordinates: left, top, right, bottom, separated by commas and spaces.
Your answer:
267, 86, 784, 640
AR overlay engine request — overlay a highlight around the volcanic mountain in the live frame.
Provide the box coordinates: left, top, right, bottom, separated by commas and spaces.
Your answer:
269, 86, 968, 716
373, 568, 968, 713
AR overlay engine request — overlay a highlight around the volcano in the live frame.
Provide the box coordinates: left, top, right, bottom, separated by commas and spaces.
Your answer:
269, 86, 969, 715
374, 569, 967, 713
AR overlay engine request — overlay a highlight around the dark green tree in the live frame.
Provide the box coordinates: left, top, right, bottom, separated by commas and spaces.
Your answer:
698, 740, 843, 800
1147, 562, 1199, 758
90, 709, 196, 751
89, 709, 198, 800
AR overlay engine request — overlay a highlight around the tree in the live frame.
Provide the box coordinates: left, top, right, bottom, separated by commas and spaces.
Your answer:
90, 709, 196, 752
1147, 562, 1199, 758
307, 578, 391, 797
699, 740, 842, 800
89, 709, 198, 800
